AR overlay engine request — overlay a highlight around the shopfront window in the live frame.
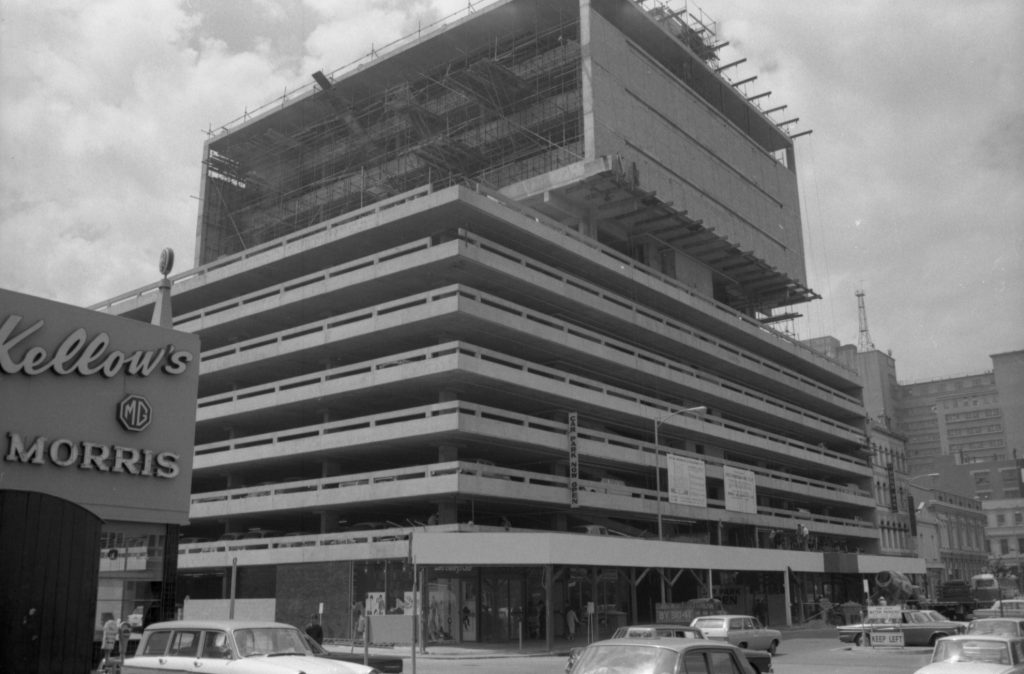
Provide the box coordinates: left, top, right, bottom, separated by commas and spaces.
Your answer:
95, 521, 168, 642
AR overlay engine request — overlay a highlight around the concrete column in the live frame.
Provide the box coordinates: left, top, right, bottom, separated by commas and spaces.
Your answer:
437, 500, 457, 525
437, 444, 459, 462
545, 565, 554, 651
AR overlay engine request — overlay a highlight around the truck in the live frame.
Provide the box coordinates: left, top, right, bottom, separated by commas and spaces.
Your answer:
925, 574, 1002, 621
870, 570, 923, 607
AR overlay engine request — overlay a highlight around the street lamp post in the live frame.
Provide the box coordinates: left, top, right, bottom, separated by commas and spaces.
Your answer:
653, 406, 707, 541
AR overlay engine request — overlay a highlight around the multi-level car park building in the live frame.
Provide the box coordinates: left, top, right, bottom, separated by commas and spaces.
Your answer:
95, 0, 924, 645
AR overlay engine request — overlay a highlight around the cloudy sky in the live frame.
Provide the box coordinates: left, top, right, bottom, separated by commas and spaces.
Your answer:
1, 0, 1021, 383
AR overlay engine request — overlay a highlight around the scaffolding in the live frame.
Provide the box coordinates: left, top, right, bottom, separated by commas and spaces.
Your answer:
195, 0, 811, 316
199, 13, 583, 263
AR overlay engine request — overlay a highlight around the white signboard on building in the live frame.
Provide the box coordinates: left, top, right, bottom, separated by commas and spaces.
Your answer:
723, 466, 757, 514
667, 454, 706, 507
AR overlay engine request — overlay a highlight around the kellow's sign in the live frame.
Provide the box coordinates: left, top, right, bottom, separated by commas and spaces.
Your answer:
0, 314, 193, 378
0, 289, 200, 524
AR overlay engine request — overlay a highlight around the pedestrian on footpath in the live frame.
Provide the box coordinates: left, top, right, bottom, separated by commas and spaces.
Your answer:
565, 605, 579, 641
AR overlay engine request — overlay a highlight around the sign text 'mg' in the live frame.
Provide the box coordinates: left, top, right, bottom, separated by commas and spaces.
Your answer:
118, 395, 152, 432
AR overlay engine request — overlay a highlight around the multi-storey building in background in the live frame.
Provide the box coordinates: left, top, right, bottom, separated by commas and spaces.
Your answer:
806, 338, 915, 558
973, 457, 1024, 592
908, 478, 989, 593
812, 334, 1024, 593
898, 350, 1024, 475
897, 350, 1024, 592
95, 0, 923, 642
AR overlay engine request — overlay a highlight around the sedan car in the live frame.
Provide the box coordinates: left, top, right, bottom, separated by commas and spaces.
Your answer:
122, 620, 379, 674
566, 624, 771, 673
303, 633, 403, 672
913, 634, 1024, 673
968, 619, 1024, 638
569, 637, 755, 674
837, 609, 965, 647
975, 600, 1024, 619
691, 615, 781, 654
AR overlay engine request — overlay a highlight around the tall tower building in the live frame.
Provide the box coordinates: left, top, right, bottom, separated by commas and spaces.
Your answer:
96, 0, 920, 640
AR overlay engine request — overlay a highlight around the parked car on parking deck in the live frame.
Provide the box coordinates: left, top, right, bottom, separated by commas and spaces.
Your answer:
122, 620, 379, 674
691, 615, 781, 654
913, 634, 1024, 673
568, 637, 755, 674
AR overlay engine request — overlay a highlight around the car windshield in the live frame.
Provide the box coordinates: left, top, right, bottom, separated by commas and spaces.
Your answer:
932, 639, 1011, 665
572, 644, 678, 674
233, 627, 309, 657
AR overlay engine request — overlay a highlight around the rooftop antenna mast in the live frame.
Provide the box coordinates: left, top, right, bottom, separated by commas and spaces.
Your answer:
856, 287, 875, 352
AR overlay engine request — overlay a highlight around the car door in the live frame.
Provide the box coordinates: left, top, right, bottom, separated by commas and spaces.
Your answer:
730, 618, 753, 648
745, 618, 767, 650
682, 647, 751, 673
195, 630, 234, 673
160, 628, 203, 673
902, 612, 927, 646
123, 629, 173, 673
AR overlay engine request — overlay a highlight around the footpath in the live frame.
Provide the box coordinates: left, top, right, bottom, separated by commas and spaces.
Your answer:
325, 621, 881, 661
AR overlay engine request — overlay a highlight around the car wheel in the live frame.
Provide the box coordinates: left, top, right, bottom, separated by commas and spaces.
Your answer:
928, 633, 944, 647
852, 633, 863, 646
768, 640, 778, 655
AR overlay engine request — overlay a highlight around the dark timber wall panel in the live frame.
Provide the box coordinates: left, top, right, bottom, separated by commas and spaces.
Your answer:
1, 490, 102, 674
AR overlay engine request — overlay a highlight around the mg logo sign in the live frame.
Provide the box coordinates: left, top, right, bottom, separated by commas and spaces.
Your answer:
117, 394, 152, 432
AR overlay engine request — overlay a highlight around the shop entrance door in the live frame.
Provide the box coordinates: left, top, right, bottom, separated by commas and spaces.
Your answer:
479, 571, 527, 641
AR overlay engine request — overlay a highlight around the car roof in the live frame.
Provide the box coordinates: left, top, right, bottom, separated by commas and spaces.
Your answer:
936, 634, 1024, 643
692, 615, 752, 620
589, 637, 739, 651
144, 620, 296, 631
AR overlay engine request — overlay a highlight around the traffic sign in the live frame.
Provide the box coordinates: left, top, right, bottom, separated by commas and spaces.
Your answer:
870, 630, 904, 648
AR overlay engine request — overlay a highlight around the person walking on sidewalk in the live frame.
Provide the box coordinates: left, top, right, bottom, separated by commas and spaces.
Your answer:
565, 605, 579, 641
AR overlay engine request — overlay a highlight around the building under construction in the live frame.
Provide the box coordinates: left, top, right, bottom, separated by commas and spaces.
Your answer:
99, 0, 923, 646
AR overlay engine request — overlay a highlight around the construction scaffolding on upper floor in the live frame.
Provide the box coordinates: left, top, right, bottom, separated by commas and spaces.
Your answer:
197, 4, 585, 264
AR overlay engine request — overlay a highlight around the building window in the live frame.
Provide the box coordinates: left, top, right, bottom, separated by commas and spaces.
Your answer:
997, 513, 1006, 526
1000, 539, 1010, 555
1015, 512, 1023, 525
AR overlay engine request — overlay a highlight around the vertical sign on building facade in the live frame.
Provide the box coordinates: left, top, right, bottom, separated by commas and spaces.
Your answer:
887, 462, 899, 512
667, 454, 707, 508
723, 466, 757, 514
567, 412, 579, 508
